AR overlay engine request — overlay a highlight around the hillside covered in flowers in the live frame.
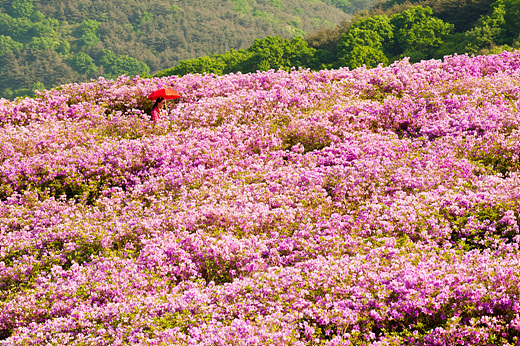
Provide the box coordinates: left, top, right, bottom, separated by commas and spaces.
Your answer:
1, 51, 520, 345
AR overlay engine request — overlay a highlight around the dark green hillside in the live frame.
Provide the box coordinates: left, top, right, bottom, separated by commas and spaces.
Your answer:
304, 0, 498, 55
2, 0, 518, 100
33, 0, 348, 67
0, 0, 369, 99
155, 0, 520, 78
368, 0, 496, 32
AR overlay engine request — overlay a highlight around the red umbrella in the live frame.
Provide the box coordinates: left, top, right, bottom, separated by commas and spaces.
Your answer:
147, 88, 181, 100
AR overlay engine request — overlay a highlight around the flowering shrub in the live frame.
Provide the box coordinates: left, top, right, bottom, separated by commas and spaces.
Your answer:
1, 51, 520, 345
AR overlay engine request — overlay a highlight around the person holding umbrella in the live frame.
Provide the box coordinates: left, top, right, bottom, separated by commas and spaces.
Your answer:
148, 88, 182, 123
150, 97, 166, 123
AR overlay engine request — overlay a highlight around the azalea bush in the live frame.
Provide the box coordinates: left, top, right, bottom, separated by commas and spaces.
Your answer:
1, 51, 520, 345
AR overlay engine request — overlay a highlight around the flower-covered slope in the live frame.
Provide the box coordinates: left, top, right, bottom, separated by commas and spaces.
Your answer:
1, 52, 520, 345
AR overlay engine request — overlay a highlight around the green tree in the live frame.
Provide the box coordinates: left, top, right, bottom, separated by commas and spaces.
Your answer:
9, 0, 34, 18
0, 13, 32, 41
240, 36, 286, 71
3, 49, 79, 92
329, 0, 351, 12
496, 0, 520, 45
100, 49, 116, 67
100, 49, 150, 79
31, 81, 45, 95
70, 52, 97, 74
339, 27, 384, 52
237, 36, 316, 72
463, 3, 506, 54
219, 49, 251, 73
313, 49, 336, 69
435, 32, 467, 57
336, 15, 392, 68
231, 0, 252, 14
0, 49, 33, 93
24, 17, 61, 51
389, 6, 454, 61
141, 12, 154, 24
113, 55, 150, 78
169, 56, 226, 75
0, 0, 376, 99
343, 45, 388, 68
156, 36, 316, 77
27, 36, 57, 50
78, 19, 100, 49
29, 10, 45, 22
155, 49, 251, 77
30, 18, 59, 38
57, 40, 71, 54
0, 35, 23, 56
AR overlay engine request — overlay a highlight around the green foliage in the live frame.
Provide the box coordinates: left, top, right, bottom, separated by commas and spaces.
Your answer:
162, 56, 226, 76
57, 39, 70, 54
8, 0, 34, 18
1, 0, 520, 100
171, 4, 182, 13
155, 49, 253, 77
158, 35, 317, 76
241, 36, 290, 71
342, 44, 389, 68
30, 18, 59, 37
328, 0, 351, 12
237, 35, 317, 72
389, 6, 454, 61
304, 19, 350, 65
231, 0, 252, 13
31, 81, 44, 93
218, 49, 253, 73
70, 52, 97, 74
27, 36, 57, 50
0, 12, 33, 41
352, 15, 394, 39
29, 10, 44, 22
337, 15, 393, 68
340, 26, 381, 52
77, 19, 100, 49
480, 44, 516, 55
497, 0, 520, 44
463, 2, 506, 54
313, 48, 336, 69
0, 35, 23, 56
100, 49, 150, 79
0, 0, 366, 99
368, 0, 495, 33
435, 32, 467, 57
0, 49, 80, 99
141, 11, 153, 24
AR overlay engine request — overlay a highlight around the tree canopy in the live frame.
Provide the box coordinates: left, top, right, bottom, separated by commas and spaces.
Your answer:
0, 0, 361, 99
1, 0, 520, 99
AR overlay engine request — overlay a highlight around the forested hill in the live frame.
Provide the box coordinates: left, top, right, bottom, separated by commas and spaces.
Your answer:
155, 0, 519, 80
2, 0, 518, 100
0, 0, 370, 99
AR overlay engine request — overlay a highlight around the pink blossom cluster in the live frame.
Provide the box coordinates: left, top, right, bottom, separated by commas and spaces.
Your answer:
1, 51, 520, 345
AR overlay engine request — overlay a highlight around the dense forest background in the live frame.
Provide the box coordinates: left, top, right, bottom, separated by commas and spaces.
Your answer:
1, 0, 519, 100
155, 0, 520, 77
0, 0, 372, 99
